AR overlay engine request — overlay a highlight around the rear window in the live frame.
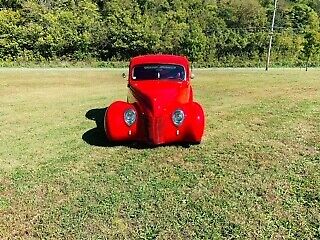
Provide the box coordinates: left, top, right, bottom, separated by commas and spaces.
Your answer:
133, 64, 186, 81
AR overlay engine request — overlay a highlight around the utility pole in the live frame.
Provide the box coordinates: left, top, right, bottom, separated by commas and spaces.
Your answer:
266, 0, 278, 71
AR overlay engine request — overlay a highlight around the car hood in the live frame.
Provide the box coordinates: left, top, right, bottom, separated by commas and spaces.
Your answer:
129, 80, 190, 116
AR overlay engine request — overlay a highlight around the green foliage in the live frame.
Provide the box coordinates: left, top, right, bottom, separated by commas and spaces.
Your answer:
0, 0, 24, 9
290, 3, 319, 32
0, 0, 319, 66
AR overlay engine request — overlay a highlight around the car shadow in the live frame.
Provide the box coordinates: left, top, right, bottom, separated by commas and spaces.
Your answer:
82, 108, 108, 147
82, 107, 193, 149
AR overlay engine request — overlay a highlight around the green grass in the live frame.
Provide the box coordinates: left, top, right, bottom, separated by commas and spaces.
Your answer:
0, 68, 319, 239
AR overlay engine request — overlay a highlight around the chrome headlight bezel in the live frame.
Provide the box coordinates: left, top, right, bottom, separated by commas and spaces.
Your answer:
172, 109, 185, 126
124, 108, 137, 126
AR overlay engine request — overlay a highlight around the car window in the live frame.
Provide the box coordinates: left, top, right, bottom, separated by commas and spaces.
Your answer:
133, 64, 186, 81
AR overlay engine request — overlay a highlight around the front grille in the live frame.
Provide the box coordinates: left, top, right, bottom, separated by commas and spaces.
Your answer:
145, 116, 165, 144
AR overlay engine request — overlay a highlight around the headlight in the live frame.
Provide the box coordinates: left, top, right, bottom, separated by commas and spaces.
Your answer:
124, 109, 136, 126
172, 109, 185, 126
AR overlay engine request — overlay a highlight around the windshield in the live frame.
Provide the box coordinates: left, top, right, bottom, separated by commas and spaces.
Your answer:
133, 64, 186, 81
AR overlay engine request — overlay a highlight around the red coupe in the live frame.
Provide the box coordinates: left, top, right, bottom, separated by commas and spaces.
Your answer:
104, 54, 205, 145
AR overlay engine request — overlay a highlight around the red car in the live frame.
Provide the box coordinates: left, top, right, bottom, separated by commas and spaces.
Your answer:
104, 54, 205, 145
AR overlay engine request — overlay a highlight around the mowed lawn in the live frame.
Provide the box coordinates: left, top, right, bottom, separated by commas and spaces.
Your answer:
0, 68, 319, 239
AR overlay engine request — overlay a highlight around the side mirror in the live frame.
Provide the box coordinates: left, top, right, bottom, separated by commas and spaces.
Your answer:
191, 73, 195, 79
122, 73, 127, 79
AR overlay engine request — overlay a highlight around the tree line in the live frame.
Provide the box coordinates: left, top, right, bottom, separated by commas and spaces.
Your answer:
0, 0, 319, 67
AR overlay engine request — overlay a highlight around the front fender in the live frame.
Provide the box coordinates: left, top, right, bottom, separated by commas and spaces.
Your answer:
186, 102, 205, 143
104, 101, 138, 142
154, 102, 204, 145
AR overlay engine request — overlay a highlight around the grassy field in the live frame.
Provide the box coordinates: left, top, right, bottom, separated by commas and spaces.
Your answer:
0, 68, 319, 239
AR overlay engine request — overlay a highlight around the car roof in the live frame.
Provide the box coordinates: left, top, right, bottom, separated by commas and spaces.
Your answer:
130, 54, 189, 67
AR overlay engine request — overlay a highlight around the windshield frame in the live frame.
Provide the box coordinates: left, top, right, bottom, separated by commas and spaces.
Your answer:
132, 64, 186, 81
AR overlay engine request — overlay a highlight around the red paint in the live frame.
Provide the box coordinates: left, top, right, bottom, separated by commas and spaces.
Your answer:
104, 54, 205, 145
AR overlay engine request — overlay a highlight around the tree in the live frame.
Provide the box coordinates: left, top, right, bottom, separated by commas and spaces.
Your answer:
301, 30, 320, 71
290, 3, 318, 33
181, 21, 206, 62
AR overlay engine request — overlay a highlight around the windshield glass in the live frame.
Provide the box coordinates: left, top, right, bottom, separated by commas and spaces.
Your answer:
133, 64, 186, 81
